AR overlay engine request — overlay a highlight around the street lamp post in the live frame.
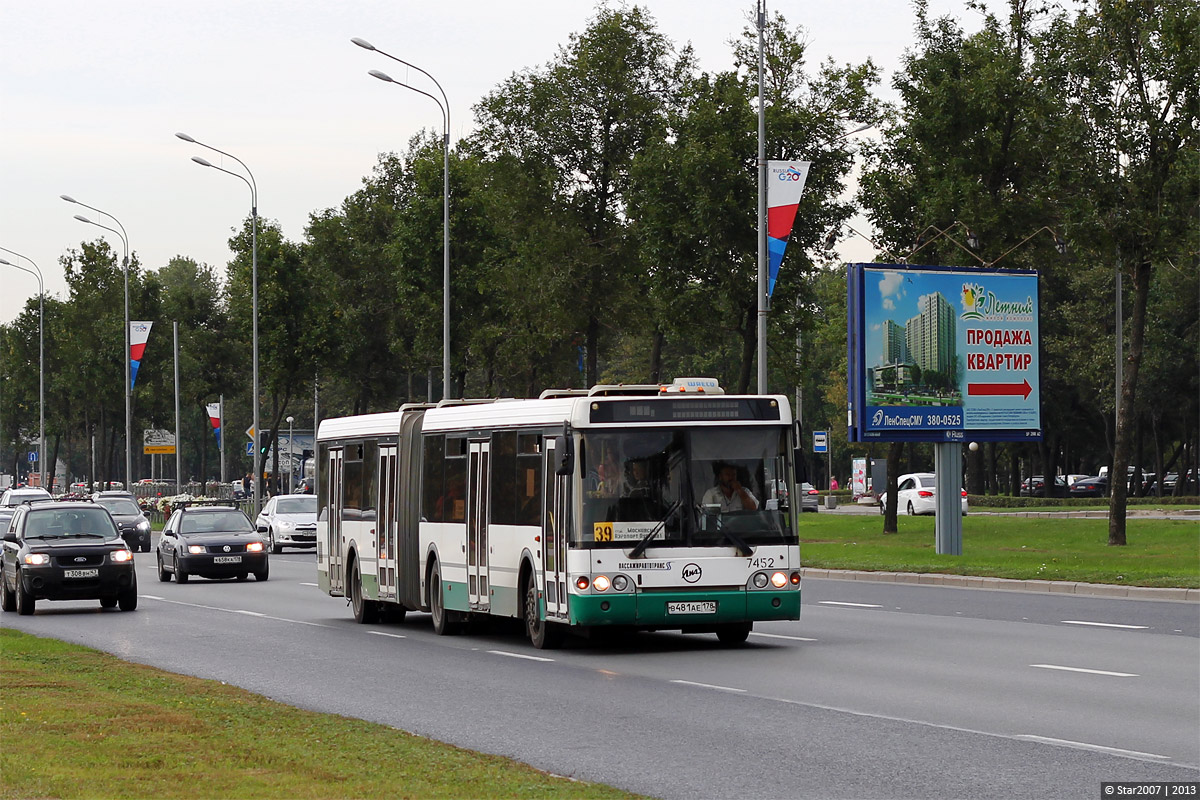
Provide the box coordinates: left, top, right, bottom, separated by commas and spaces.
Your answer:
175, 133, 260, 516
353, 37, 451, 400
286, 415, 294, 494
0, 251, 44, 489
62, 196, 132, 489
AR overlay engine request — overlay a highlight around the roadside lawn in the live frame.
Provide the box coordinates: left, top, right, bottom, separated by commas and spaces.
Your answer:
798, 514, 1199, 588
0, 630, 641, 800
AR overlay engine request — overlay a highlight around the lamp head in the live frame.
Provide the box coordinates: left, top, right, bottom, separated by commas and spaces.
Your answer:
175, 132, 197, 143
823, 230, 838, 250
1053, 234, 1067, 255
73, 214, 92, 224
966, 230, 980, 250
351, 37, 376, 51
191, 156, 214, 168
0, 257, 12, 266
286, 416, 294, 423
60, 194, 77, 204
369, 69, 394, 83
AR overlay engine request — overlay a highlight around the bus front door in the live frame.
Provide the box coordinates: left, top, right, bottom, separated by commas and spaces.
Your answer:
378, 445, 398, 601
327, 448, 344, 595
467, 440, 490, 610
542, 439, 568, 618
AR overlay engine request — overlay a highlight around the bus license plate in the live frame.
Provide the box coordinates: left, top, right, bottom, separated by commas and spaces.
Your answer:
64, 568, 99, 579
667, 601, 716, 615
213, 556, 242, 564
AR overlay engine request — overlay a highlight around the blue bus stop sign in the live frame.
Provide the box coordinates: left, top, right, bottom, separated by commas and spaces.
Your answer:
813, 431, 828, 453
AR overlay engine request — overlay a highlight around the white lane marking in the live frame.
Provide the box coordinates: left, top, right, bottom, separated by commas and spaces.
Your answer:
140, 594, 164, 600
1013, 735, 1170, 761
750, 632, 818, 642
144, 596, 335, 628
300, 582, 319, 587
818, 601, 883, 608
488, 650, 554, 662
670, 680, 746, 694
1030, 664, 1139, 677
1061, 620, 1149, 630
368, 631, 406, 639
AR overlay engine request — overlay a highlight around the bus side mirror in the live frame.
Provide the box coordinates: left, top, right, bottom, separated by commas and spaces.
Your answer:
793, 449, 807, 483
556, 436, 574, 476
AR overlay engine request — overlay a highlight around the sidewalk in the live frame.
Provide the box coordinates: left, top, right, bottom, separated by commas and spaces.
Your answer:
801, 567, 1199, 602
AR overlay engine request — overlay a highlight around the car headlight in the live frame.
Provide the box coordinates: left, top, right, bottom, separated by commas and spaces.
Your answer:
275, 520, 294, 533
111, 549, 134, 563
187, 545, 205, 554
23, 553, 49, 566
136, 520, 151, 532
246, 542, 264, 553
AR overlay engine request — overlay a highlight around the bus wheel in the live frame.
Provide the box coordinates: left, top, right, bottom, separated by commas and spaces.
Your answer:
350, 560, 378, 624
524, 575, 563, 650
429, 562, 458, 635
716, 623, 752, 646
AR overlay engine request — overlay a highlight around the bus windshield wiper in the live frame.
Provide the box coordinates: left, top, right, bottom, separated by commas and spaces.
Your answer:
717, 526, 753, 557
627, 499, 682, 559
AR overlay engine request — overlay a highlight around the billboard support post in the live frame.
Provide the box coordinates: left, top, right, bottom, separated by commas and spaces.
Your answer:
934, 442, 963, 555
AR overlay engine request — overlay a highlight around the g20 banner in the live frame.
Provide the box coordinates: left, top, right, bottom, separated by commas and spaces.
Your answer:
846, 263, 1041, 442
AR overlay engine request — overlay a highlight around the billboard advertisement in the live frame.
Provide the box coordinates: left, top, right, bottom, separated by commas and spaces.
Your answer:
847, 263, 1041, 442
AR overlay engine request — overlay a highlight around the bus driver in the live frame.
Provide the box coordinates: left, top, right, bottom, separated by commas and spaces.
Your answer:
701, 463, 758, 512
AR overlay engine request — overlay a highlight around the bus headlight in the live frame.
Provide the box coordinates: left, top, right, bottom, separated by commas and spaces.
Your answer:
752, 572, 769, 589
770, 572, 788, 588
612, 575, 628, 591
593, 575, 611, 592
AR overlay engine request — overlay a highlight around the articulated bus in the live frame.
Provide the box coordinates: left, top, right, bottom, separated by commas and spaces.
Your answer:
315, 378, 802, 648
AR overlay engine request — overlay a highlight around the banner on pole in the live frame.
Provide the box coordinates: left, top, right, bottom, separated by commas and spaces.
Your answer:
206, 402, 222, 448
130, 321, 153, 390
766, 161, 811, 298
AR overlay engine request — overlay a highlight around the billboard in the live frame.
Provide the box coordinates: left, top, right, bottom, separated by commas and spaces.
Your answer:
847, 263, 1041, 442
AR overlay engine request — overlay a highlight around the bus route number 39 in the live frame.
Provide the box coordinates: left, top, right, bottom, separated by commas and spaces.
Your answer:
593, 522, 613, 542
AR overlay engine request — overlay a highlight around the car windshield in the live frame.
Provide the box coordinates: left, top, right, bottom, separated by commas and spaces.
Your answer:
275, 497, 316, 515
579, 427, 796, 550
25, 508, 117, 539
180, 511, 253, 534
97, 499, 141, 516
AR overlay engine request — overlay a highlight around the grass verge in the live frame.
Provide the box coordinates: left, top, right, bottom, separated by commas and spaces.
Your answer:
0, 629, 643, 800
798, 514, 1199, 587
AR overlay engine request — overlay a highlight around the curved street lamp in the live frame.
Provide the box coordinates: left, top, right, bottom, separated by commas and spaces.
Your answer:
0, 251, 45, 489
353, 37, 451, 400
63, 196, 133, 490
175, 132, 261, 516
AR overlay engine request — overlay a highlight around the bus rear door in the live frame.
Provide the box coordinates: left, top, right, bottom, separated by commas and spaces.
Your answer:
326, 447, 344, 595
467, 440, 490, 610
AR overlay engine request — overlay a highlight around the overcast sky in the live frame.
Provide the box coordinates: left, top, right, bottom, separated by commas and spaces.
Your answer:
0, 0, 991, 326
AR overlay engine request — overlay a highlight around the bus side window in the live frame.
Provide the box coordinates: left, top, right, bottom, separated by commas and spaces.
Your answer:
422, 436, 445, 522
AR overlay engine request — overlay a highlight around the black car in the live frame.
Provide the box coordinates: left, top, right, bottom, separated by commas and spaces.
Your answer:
93, 496, 154, 552
156, 505, 268, 583
1069, 476, 1107, 497
0, 501, 138, 615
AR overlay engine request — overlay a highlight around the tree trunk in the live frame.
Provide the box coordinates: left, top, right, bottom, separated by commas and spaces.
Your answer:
882, 441, 903, 534
736, 300, 755, 394
1108, 257, 1152, 546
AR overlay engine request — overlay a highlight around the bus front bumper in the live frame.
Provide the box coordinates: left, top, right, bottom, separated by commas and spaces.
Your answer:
568, 587, 800, 627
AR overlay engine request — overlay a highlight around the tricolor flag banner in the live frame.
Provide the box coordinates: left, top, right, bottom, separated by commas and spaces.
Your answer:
766, 160, 811, 297
129, 321, 153, 390
206, 402, 222, 448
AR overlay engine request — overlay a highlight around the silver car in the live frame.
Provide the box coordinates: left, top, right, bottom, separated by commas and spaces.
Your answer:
255, 495, 318, 553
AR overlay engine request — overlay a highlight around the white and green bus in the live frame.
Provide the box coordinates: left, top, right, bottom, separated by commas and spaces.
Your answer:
315, 378, 802, 648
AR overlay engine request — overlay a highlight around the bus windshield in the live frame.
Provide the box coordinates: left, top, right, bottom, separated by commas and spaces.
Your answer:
578, 427, 796, 550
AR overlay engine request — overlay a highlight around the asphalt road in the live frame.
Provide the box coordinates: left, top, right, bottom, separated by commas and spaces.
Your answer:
3, 548, 1197, 799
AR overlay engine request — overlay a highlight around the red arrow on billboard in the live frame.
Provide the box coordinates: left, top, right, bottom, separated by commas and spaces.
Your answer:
967, 379, 1033, 399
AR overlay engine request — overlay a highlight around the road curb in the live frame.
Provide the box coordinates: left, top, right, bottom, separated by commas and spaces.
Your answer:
801, 568, 1199, 603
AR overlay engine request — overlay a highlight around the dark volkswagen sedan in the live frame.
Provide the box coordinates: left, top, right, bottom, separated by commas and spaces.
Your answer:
1, 501, 137, 615
156, 505, 268, 583
94, 496, 153, 552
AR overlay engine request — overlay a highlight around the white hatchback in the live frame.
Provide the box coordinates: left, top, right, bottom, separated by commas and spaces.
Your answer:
878, 472, 968, 516
254, 494, 318, 553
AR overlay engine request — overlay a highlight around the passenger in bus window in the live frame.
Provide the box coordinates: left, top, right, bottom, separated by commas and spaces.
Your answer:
701, 463, 759, 512
623, 459, 653, 498
436, 474, 465, 522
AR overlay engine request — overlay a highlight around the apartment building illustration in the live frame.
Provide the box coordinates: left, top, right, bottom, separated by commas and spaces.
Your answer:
869, 291, 961, 404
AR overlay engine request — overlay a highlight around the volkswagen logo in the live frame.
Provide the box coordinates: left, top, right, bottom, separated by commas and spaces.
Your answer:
74, 557, 87, 563
682, 563, 702, 583
222, 545, 231, 552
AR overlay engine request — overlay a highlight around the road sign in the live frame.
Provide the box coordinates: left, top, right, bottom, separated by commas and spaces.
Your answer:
246, 426, 255, 440
246, 442, 255, 456
28, 451, 38, 463
143, 429, 176, 455
813, 431, 828, 453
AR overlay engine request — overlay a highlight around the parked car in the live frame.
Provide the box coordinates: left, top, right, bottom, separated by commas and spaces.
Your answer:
156, 505, 268, 583
1068, 476, 1107, 497
1020, 475, 1067, 497
92, 489, 137, 503
93, 495, 153, 552
255, 494, 317, 553
798, 482, 819, 513
0, 487, 52, 507
0, 500, 137, 615
878, 472, 968, 516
